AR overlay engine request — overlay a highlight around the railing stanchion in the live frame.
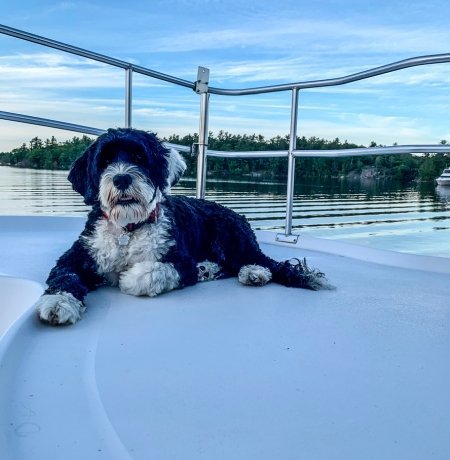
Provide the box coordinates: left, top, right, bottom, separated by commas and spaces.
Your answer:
194, 67, 210, 199
125, 66, 133, 128
277, 88, 300, 243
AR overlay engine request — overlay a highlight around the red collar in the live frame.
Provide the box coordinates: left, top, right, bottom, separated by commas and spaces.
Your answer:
103, 204, 160, 232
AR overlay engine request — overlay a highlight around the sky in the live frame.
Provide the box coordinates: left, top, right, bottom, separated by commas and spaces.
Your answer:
1, 0, 450, 151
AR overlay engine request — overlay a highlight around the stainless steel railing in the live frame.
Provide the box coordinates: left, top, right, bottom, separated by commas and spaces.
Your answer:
0, 25, 195, 128
0, 110, 191, 154
1, 24, 450, 241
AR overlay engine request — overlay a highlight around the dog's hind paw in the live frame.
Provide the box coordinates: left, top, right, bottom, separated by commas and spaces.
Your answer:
36, 292, 86, 325
197, 261, 222, 282
238, 264, 272, 286
287, 258, 336, 291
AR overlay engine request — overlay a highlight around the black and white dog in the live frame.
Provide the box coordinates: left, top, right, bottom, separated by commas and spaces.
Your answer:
35, 128, 331, 325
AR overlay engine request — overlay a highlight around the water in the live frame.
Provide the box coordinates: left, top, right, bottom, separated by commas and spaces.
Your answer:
1, 166, 450, 257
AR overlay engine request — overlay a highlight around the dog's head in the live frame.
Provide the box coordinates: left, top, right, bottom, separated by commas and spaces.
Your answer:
68, 128, 186, 226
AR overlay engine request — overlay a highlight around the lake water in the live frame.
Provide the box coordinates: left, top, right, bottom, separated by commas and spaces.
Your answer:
1, 166, 450, 258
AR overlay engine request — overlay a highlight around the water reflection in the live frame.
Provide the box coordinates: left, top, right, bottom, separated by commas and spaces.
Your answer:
0, 167, 89, 215
1, 166, 449, 257
436, 185, 450, 203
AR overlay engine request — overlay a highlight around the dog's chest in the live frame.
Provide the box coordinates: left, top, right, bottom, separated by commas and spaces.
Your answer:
85, 216, 174, 276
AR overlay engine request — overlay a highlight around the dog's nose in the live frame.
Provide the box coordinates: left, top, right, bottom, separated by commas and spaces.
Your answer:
113, 173, 132, 191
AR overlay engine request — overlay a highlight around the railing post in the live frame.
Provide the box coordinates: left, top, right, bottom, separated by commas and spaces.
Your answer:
194, 67, 210, 199
125, 66, 133, 128
277, 87, 300, 243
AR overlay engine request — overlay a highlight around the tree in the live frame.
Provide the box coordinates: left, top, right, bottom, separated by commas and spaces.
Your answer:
1, 132, 448, 182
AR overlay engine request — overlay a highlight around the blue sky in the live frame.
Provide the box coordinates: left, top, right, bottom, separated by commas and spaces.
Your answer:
1, 0, 450, 151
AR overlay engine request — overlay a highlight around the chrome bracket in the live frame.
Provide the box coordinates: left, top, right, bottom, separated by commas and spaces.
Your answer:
191, 142, 208, 155
275, 233, 300, 244
194, 66, 210, 94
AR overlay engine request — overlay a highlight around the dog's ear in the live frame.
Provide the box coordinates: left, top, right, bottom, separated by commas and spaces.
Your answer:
163, 148, 186, 193
68, 143, 98, 205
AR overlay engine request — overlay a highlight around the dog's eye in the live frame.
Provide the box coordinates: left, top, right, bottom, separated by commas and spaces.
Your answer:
132, 152, 145, 162
100, 157, 112, 168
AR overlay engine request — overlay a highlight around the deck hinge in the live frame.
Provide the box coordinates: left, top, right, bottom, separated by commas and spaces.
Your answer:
275, 233, 300, 244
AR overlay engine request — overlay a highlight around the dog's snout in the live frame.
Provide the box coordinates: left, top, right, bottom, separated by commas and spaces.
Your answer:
113, 173, 132, 191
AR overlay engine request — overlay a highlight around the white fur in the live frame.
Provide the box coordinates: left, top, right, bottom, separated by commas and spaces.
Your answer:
35, 292, 85, 325
164, 148, 187, 194
99, 162, 159, 227
119, 261, 180, 296
288, 258, 336, 291
197, 261, 222, 282
307, 275, 336, 291
84, 210, 175, 281
86, 166, 184, 299
238, 265, 272, 286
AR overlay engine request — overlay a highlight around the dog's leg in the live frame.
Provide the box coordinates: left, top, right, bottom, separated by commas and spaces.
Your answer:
253, 256, 335, 290
35, 292, 86, 325
119, 261, 180, 297
37, 239, 105, 325
238, 264, 272, 286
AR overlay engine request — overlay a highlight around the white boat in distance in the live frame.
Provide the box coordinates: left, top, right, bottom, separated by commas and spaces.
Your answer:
436, 167, 450, 186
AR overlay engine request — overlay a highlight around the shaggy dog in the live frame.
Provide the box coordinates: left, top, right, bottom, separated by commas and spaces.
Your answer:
35, 128, 331, 325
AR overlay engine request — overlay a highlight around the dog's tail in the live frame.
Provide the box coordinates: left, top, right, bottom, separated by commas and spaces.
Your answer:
262, 256, 334, 291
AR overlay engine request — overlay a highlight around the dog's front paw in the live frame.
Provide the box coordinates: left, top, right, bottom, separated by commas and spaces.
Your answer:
36, 292, 85, 325
119, 261, 180, 297
238, 265, 272, 286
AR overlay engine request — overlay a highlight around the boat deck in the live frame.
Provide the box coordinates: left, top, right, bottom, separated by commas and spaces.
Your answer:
1, 216, 450, 459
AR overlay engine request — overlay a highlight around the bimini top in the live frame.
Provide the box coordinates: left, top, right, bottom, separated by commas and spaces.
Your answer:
1, 216, 450, 460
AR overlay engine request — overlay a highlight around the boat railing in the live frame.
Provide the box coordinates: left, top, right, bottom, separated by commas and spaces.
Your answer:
1, 24, 450, 242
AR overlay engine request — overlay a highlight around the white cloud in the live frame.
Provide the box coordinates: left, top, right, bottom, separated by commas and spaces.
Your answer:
1, 7, 450, 152
0, 52, 172, 90
0, 108, 438, 153
144, 16, 450, 58
296, 113, 440, 146
0, 120, 95, 151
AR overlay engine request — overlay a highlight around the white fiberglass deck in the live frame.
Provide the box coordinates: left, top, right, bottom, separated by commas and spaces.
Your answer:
0, 276, 42, 339
0, 216, 449, 459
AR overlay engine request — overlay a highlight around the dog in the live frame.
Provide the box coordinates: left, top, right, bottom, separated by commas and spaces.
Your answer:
35, 128, 332, 325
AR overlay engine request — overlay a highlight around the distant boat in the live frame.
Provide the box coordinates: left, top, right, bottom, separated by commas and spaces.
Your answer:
436, 167, 450, 186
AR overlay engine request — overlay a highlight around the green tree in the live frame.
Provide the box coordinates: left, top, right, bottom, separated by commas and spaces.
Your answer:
1, 132, 448, 183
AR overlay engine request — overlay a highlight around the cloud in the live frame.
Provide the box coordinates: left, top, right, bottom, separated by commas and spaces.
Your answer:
43, 1, 78, 14
0, 52, 171, 90
144, 15, 450, 58
0, 81, 445, 153
303, 111, 450, 146
0, 120, 96, 151
1, 8, 450, 152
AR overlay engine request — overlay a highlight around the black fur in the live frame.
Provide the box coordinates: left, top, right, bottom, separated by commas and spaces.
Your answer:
42, 128, 330, 314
